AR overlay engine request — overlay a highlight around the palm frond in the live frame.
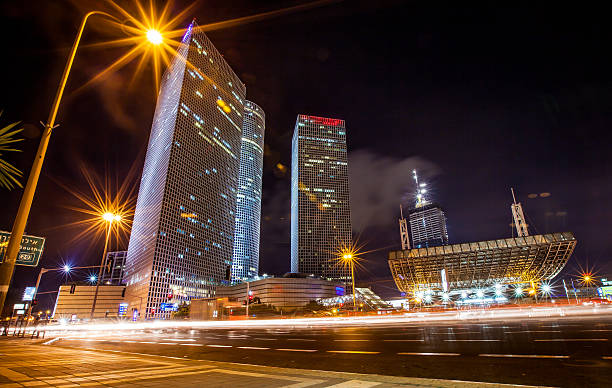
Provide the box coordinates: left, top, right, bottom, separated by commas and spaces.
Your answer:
0, 111, 24, 190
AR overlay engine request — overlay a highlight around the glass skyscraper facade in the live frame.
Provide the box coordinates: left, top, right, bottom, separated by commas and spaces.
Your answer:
125, 23, 246, 319
408, 203, 449, 248
290, 115, 352, 280
231, 101, 265, 284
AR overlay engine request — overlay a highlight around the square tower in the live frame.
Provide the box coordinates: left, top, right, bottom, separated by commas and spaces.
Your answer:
290, 115, 352, 280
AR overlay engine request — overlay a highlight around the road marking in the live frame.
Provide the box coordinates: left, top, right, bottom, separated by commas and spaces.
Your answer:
275, 348, 318, 352
254, 338, 278, 341
431, 331, 482, 335
237, 346, 269, 350
334, 339, 369, 342
158, 342, 178, 345
207, 344, 232, 348
327, 351, 380, 355
505, 330, 562, 334
398, 352, 460, 356
603, 356, 612, 360
383, 339, 425, 342
534, 339, 608, 342
582, 329, 612, 332
138, 341, 157, 344
42, 337, 61, 345
164, 338, 196, 341
325, 380, 382, 387
479, 354, 569, 359
287, 338, 317, 341
444, 339, 501, 342
180, 343, 204, 346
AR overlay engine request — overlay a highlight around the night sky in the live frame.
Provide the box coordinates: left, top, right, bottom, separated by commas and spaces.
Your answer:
1, 0, 611, 308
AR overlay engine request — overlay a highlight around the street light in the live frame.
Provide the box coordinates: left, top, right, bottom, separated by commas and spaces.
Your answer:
146, 29, 163, 45
0, 7, 165, 312
0, 10, 120, 313
90, 211, 121, 319
341, 252, 357, 315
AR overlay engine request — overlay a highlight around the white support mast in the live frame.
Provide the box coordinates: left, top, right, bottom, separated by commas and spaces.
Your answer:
413, 169, 428, 208
510, 188, 529, 237
399, 205, 410, 250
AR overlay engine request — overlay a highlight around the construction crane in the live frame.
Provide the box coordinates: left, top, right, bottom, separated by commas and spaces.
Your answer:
399, 205, 410, 250
510, 188, 529, 237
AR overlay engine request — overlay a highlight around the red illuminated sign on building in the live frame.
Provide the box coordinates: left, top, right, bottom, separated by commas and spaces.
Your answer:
300, 115, 343, 126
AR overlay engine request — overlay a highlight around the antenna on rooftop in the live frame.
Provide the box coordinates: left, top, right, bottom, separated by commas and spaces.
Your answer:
510, 188, 529, 237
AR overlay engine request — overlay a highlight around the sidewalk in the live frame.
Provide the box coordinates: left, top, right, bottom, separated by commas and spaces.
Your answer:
0, 338, 539, 387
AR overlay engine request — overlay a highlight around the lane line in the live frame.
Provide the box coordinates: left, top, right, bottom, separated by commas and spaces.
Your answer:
275, 348, 317, 352
398, 352, 460, 356
157, 343, 178, 345
327, 351, 380, 355
324, 380, 382, 387
207, 344, 232, 348
504, 330, 562, 334
287, 338, 316, 341
180, 343, 204, 346
334, 339, 369, 342
479, 354, 569, 359
254, 338, 278, 341
237, 346, 269, 350
581, 329, 612, 332
444, 339, 501, 342
138, 341, 157, 344
533, 339, 608, 342
383, 339, 425, 342
603, 356, 612, 360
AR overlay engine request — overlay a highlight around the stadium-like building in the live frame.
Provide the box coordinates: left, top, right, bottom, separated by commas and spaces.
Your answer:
389, 232, 577, 301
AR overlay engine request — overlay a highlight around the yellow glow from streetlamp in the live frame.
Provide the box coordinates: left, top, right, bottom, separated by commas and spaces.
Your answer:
343, 253, 353, 261
114, 214, 122, 221
102, 212, 115, 222
146, 29, 163, 45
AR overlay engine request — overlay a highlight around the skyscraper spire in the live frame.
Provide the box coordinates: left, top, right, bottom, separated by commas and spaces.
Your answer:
412, 169, 429, 208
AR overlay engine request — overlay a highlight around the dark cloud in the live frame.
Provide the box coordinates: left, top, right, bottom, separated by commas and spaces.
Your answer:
348, 150, 438, 233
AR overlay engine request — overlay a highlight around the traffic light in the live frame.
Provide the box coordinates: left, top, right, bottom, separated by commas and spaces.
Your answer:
32, 299, 38, 306
69, 284, 76, 294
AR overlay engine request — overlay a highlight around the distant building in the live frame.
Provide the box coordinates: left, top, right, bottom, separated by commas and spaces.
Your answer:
53, 285, 125, 320
216, 275, 344, 309
290, 114, 352, 280
102, 251, 126, 285
408, 203, 449, 248
124, 22, 246, 319
231, 101, 265, 284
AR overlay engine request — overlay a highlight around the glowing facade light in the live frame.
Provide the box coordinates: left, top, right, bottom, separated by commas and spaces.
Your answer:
461, 291, 468, 299
476, 290, 485, 298
63, 265, 71, 273
424, 295, 433, 303
146, 29, 163, 45
442, 293, 450, 301
514, 286, 524, 297
89, 275, 97, 283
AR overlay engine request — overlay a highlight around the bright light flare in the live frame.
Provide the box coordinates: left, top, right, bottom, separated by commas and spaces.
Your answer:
146, 29, 163, 44
63, 265, 71, 273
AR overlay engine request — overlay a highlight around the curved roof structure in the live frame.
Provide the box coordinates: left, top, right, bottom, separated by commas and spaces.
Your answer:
388, 232, 576, 292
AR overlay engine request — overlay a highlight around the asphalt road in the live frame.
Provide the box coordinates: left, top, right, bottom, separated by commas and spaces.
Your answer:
47, 310, 612, 387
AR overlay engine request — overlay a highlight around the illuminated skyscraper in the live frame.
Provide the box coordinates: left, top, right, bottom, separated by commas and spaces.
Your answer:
291, 115, 352, 280
231, 101, 265, 284
125, 23, 246, 319
408, 204, 449, 248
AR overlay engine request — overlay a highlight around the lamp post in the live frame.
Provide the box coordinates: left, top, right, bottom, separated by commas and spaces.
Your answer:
0, 11, 118, 313
90, 212, 120, 320
342, 253, 357, 315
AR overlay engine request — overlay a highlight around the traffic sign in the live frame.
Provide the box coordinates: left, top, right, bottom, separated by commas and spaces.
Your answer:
0, 231, 45, 267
